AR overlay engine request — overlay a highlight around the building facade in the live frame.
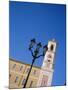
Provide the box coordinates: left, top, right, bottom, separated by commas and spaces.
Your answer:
9, 59, 40, 88
9, 39, 57, 88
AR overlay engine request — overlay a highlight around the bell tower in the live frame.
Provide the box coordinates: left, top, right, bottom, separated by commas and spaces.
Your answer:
42, 39, 56, 70
37, 39, 57, 87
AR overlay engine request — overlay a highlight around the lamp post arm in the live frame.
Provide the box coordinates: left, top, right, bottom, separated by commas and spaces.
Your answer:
30, 49, 34, 57
36, 54, 43, 59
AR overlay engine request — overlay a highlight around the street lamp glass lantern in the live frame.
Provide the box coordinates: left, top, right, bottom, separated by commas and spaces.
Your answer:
36, 42, 42, 50
29, 39, 36, 50
43, 45, 48, 56
34, 42, 42, 57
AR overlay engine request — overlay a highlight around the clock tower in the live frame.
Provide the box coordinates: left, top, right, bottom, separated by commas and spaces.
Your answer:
37, 39, 57, 87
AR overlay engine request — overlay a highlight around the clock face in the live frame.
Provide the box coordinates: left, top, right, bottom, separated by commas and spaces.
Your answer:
44, 51, 54, 63
42, 61, 53, 69
47, 54, 52, 58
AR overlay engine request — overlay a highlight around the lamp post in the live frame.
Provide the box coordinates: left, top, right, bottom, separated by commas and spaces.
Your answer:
23, 39, 48, 88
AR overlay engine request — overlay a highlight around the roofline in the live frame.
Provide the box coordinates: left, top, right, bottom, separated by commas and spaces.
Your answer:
9, 58, 41, 69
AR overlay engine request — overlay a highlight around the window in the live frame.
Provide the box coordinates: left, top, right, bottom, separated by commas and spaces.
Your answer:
22, 79, 26, 85
41, 75, 48, 86
9, 74, 11, 78
26, 68, 30, 73
29, 81, 33, 87
20, 66, 23, 71
48, 60, 50, 62
15, 76, 18, 83
12, 64, 16, 69
50, 44, 54, 51
33, 70, 36, 75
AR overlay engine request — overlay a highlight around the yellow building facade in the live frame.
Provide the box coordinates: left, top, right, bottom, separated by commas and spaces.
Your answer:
9, 39, 57, 89
9, 58, 41, 89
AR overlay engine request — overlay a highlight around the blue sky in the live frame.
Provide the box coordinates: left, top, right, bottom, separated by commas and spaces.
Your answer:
9, 1, 66, 86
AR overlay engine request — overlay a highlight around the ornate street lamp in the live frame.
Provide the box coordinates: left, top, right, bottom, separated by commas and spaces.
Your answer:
23, 39, 48, 88
29, 39, 36, 50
